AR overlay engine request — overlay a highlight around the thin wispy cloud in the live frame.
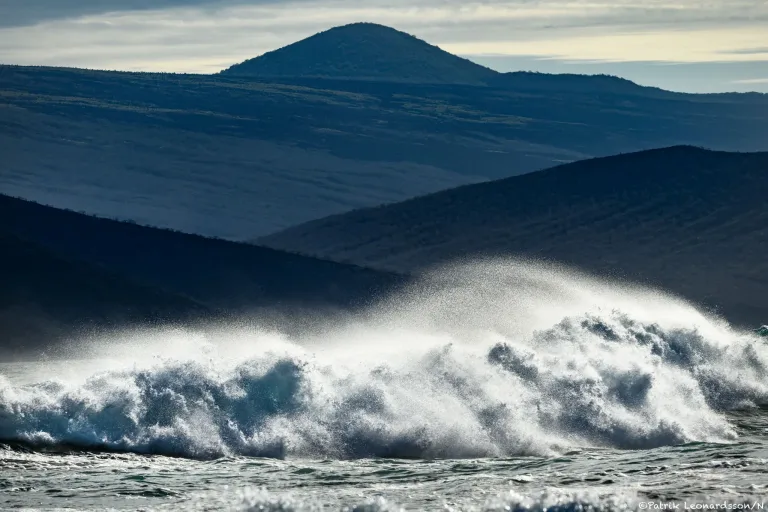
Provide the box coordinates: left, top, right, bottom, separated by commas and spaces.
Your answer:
0, 0, 283, 27
733, 77, 768, 84
722, 47, 768, 55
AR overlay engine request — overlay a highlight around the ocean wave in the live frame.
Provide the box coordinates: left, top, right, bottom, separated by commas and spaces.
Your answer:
163, 487, 641, 512
163, 487, 765, 512
1, 260, 766, 460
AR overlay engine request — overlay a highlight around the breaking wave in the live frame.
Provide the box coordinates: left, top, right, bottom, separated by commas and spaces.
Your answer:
1, 260, 767, 460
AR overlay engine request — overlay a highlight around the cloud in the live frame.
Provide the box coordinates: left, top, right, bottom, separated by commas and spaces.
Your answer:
0, 0, 274, 27
3, 0, 767, 29
721, 47, 768, 56
442, 26, 768, 63
732, 77, 768, 84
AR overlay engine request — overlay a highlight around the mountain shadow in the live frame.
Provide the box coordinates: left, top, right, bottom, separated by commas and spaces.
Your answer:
258, 146, 768, 327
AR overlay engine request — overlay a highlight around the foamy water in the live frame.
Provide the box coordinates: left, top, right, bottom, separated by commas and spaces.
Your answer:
1, 260, 767, 510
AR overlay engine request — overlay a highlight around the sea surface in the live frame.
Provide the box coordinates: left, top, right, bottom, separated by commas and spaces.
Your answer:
1, 261, 767, 511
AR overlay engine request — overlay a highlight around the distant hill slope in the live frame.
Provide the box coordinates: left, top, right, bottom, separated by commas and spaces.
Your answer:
2, 26, 767, 239
0, 233, 211, 358
488, 71, 662, 96
222, 23, 497, 85
0, 195, 406, 319
259, 147, 768, 327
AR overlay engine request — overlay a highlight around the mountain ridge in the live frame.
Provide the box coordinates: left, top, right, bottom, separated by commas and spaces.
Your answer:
222, 22, 498, 85
220, 22, 768, 97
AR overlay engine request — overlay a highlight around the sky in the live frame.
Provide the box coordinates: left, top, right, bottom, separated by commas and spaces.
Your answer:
0, 0, 766, 93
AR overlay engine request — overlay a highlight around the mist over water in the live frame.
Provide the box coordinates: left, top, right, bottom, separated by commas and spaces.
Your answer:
2, 259, 767, 462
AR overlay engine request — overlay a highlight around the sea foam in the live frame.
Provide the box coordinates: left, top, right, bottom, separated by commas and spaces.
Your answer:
1, 260, 766, 460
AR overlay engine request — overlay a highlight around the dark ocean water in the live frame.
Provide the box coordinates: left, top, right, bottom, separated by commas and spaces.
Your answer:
2, 261, 767, 511
1, 412, 767, 511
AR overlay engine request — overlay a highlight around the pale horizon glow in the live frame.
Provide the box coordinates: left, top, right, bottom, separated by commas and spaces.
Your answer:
733, 78, 768, 84
441, 26, 768, 64
0, 0, 766, 92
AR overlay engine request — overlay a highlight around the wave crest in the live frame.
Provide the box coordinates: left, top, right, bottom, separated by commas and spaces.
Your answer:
1, 260, 766, 460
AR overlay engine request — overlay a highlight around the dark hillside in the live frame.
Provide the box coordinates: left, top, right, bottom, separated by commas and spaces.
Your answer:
0, 233, 211, 358
0, 194, 407, 315
259, 147, 768, 327
223, 23, 497, 84
489, 71, 665, 96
